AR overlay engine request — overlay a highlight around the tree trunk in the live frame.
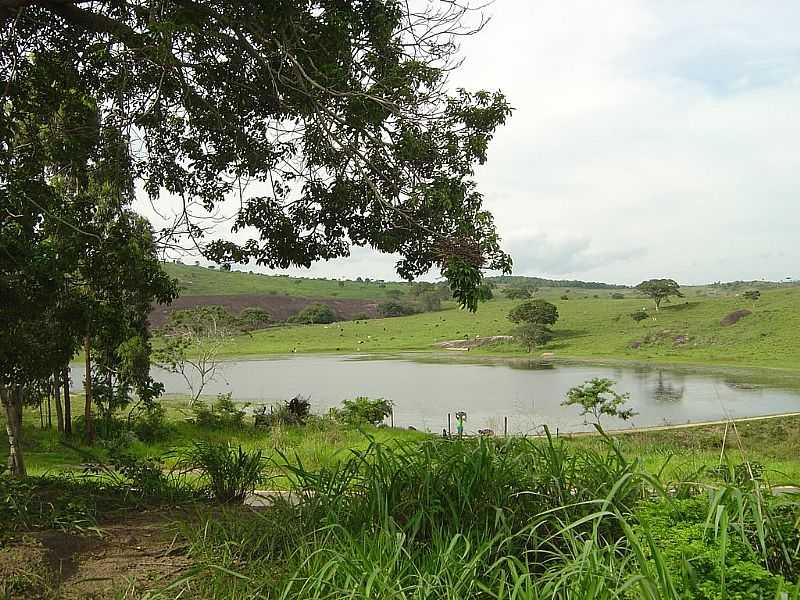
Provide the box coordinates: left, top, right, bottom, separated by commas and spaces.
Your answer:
2, 386, 27, 477
62, 368, 72, 435
54, 374, 64, 433
47, 379, 52, 429
84, 336, 95, 444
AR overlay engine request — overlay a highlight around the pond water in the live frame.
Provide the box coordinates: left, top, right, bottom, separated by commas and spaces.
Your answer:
69, 354, 800, 434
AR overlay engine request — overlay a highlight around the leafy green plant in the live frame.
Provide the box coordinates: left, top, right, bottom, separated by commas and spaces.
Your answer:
192, 393, 248, 429
180, 442, 265, 504
254, 395, 312, 428
332, 396, 393, 426
288, 303, 336, 324
562, 378, 638, 425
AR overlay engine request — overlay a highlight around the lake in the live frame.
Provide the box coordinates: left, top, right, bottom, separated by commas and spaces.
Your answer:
69, 354, 800, 434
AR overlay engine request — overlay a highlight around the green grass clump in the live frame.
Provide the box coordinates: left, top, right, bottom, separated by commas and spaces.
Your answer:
163, 434, 800, 599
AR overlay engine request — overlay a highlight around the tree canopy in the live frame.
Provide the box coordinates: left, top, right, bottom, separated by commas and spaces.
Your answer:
636, 279, 683, 311
1, 0, 512, 310
508, 300, 559, 326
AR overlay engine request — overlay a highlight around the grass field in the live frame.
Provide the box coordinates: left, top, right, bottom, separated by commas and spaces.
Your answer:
217, 286, 800, 370
163, 262, 411, 299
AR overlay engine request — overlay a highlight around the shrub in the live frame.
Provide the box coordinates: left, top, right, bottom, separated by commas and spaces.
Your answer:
377, 300, 419, 317
562, 378, 637, 425
503, 286, 531, 299
630, 308, 649, 323
180, 442, 265, 504
288, 303, 336, 324
133, 403, 172, 441
255, 395, 311, 427
240, 307, 271, 329
192, 393, 248, 429
333, 396, 393, 425
611, 292, 625, 299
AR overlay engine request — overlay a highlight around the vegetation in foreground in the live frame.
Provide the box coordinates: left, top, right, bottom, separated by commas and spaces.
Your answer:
4, 419, 800, 599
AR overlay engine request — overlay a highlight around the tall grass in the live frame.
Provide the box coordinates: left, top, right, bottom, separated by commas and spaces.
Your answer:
159, 432, 800, 599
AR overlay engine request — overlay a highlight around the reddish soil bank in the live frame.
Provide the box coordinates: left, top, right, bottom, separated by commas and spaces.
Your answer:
149, 294, 379, 328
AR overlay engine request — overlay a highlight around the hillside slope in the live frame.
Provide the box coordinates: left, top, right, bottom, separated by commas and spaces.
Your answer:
220, 287, 800, 370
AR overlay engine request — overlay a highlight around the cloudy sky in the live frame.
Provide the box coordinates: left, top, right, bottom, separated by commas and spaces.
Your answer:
142, 1, 800, 285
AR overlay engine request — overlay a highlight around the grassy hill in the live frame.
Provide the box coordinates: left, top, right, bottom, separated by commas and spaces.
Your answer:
162, 262, 410, 300
220, 286, 800, 370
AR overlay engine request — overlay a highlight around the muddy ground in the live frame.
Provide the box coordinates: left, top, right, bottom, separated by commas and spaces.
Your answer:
0, 510, 195, 599
149, 293, 379, 328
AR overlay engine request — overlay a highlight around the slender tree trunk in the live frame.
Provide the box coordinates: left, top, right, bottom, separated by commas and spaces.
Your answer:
63, 368, 72, 435
47, 380, 52, 429
54, 374, 64, 433
84, 336, 95, 444
2, 386, 27, 477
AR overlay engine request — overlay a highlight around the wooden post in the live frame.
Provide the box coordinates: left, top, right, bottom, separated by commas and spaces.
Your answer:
447, 413, 451, 438
390, 408, 394, 428
504, 416, 508, 438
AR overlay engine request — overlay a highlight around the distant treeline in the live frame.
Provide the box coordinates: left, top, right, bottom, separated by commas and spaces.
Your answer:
487, 275, 629, 290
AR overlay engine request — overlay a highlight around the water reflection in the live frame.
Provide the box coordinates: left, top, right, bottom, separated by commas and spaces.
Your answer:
651, 370, 685, 403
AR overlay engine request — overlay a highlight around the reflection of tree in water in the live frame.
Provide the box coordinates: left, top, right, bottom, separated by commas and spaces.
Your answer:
652, 370, 685, 403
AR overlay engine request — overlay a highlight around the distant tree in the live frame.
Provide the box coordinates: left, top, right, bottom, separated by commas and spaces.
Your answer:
338, 281, 345, 288
378, 301, 419, 318
513, 323, 554, 352
630, 309, 649, 323
288, 303, 337, 324
503, 287, 531, 300
418, 292, 442, 312
611, 293, 625, 300
154, 307, 242, 405
636, 279, 683, 311
240, 308, 271, 330
220, 263, 232, 272
477, 282, 494, 302
356, 277, 364, 283
562, 378, 637, 426
743, 290, 761, 308
508, 300, 559, 326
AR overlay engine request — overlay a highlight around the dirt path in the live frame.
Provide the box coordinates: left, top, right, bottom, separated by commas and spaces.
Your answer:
0, 510, 193, 599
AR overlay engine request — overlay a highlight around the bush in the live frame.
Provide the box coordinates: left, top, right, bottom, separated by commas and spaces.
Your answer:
611, 292, 625, 299
288, 303, 336, 324
254, 395, 311, 427
240, 307, 271, 329
333, 396, 393, 425
133, 403, 172, 441
377, 300, 419, 318
508, 299, 559, 325
192, 393, 247, 429
630, 308, 649, 323
179, 442, 265, 504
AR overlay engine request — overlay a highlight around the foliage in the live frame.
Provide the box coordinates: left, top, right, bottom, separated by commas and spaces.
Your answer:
743, 290, 761, 302
562, 378, 638, 425
255, 396, 312, 428
507, 299, 559, 325
333, 397, 393, 426
637, 278, 684, 311
476, 282, 494, 301
179, 442, 265, 504
288, 303, 336, 324
192, 394, 248, 430
377, 300, 420, 318
611, 292, 626, 299
239, 307, 271, 330
513, 322, 554, 352
503, 286, 532, 299
2, 2, 513, 310
630, 308, 649, 322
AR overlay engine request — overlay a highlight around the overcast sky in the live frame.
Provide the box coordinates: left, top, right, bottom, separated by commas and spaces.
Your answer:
140, 1, 800, 286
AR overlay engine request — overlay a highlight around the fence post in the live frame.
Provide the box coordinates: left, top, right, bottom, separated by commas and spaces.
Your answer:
447, 413, 451, 438
390, 408, 394, 428
504, 416, 508, 438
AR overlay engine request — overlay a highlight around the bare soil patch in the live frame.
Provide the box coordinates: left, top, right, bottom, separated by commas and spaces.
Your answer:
150, 293, 379, 328
0, 510, 194, 599
720, 308, 752, 326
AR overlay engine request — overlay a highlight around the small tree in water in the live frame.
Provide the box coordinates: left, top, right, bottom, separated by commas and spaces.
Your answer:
562, 378, 637, 426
